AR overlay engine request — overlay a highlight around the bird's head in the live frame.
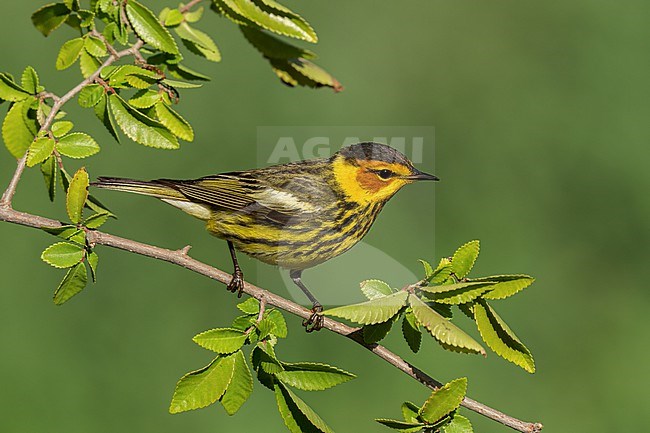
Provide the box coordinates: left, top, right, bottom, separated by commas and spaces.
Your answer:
331, 142, 438, 205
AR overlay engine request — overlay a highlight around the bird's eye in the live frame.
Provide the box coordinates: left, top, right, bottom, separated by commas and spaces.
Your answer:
377, 169, 393, 179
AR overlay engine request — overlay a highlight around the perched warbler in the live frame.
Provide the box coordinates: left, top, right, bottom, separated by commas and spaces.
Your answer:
93, 142, 438, 331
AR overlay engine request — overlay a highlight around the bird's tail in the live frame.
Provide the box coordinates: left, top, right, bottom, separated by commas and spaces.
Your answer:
91, 177, 187, 200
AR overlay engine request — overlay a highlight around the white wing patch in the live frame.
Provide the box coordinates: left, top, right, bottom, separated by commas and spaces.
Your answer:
253, 188, 320, 214
161, 199, 212, 220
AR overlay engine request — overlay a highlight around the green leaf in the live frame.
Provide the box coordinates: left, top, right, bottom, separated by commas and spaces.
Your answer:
237, 298, 259, 314
419, 377, 467, 424
363, 316, 396, 344
79, 49, 101, 79
51, 120, 73, 137
443, 415, 473, 433
256, 366, 275, 391
76, 9, 95, 27
409, 295, 485, 355
192, 328, 248, 354
21, 67, 39, 94
323, 291, 408, 325
231, 316, 253, 332
252, 342, 284, 374
475, 275, 535, 300
375, 419, 425, 432
276, 58, 342, 91
84, 35, 107, 57
451, 241, 480, 279
3, 100, 35, 158
360, 279, 393, 300
129, 89, 161, 109
108, 94, 179, 149
277, 362, 355, 391
169, 354, 236, 414
93, 94, 120, 143
85, 195, 113, 218
419, 259, 434, 280
53, 262, 87, 305
402, 310, 422, 353
87, 251, 99, 283
126, 0, 179, 54
474, 300, 535, 373
66, 167, 89, 223
175, 22, 221, 62
61, 167, 113, 216
102, 22, 118, 43
41, 242, 85, 268
184, 6, 204, 23
0, 73, 32, 101
401, 401, 421, 424
167, 63, 211, 81
41, 155, 57, 201
27, 137, 55, 167
265, 309, 288, 338
126, 74, 157, 89
420, 282, 493, 305
240, 25, 315, 60
57, 132, 100, 159
220, 350, 253, 415
256, 317, 276, 341
240, 27, 342, 91
154, 101, 194, 141
56, 37, 85, 70
218, 0, 317, 43
32, 3, 71, 37
162, 9, 184, 27
41, 225, 85, 245
84, 212, 110, 229
161, 79, 202, 89
103, 65, 160, 88
63, 0, 78, 11
429, 258, 453, 284
274, 382, 335, 433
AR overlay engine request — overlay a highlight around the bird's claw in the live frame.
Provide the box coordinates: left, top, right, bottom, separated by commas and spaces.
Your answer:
226, 269, 245, 298
303, 303, 324, 333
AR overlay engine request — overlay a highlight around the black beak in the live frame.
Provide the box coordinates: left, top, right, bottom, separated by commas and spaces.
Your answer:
405, 169, 439, 181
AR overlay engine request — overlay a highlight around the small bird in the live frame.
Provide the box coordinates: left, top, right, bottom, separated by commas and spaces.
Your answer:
93, 142, 438, 331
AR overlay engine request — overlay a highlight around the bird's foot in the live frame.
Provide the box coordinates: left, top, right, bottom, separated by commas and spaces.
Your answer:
303, 303, 324, 333
226, 269, 245, 298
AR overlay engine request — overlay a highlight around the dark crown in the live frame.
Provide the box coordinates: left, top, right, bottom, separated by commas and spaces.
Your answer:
335, 142, 412, 167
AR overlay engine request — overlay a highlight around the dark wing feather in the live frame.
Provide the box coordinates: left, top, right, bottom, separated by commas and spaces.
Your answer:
157, 174, 261, 211
156, 169, 331, 223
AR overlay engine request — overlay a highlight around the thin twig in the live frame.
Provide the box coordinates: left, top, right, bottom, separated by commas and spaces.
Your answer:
0, 206, 542, 433
257, 295, 267, 323
0, 155, 27, 208
179, 0, 204, 14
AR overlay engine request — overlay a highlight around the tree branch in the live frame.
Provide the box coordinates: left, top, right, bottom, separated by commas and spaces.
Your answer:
0, 206, 543, 433
0, 39, 144, 209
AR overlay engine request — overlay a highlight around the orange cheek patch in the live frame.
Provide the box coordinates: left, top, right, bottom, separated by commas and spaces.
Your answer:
356, 170, 386, 193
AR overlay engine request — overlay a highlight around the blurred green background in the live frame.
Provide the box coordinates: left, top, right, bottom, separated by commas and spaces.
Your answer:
1, 1, 649, 432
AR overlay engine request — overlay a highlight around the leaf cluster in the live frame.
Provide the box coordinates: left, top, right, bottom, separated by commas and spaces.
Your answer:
2, 0, 340, 209
39, 167, 111, 304
324, 241, 536, 373
376, 377, 473, 433
169, 298, 355, 433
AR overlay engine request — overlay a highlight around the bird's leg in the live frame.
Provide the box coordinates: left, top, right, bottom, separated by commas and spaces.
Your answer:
290, 270, 324, 332
226, 241, 245, 297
